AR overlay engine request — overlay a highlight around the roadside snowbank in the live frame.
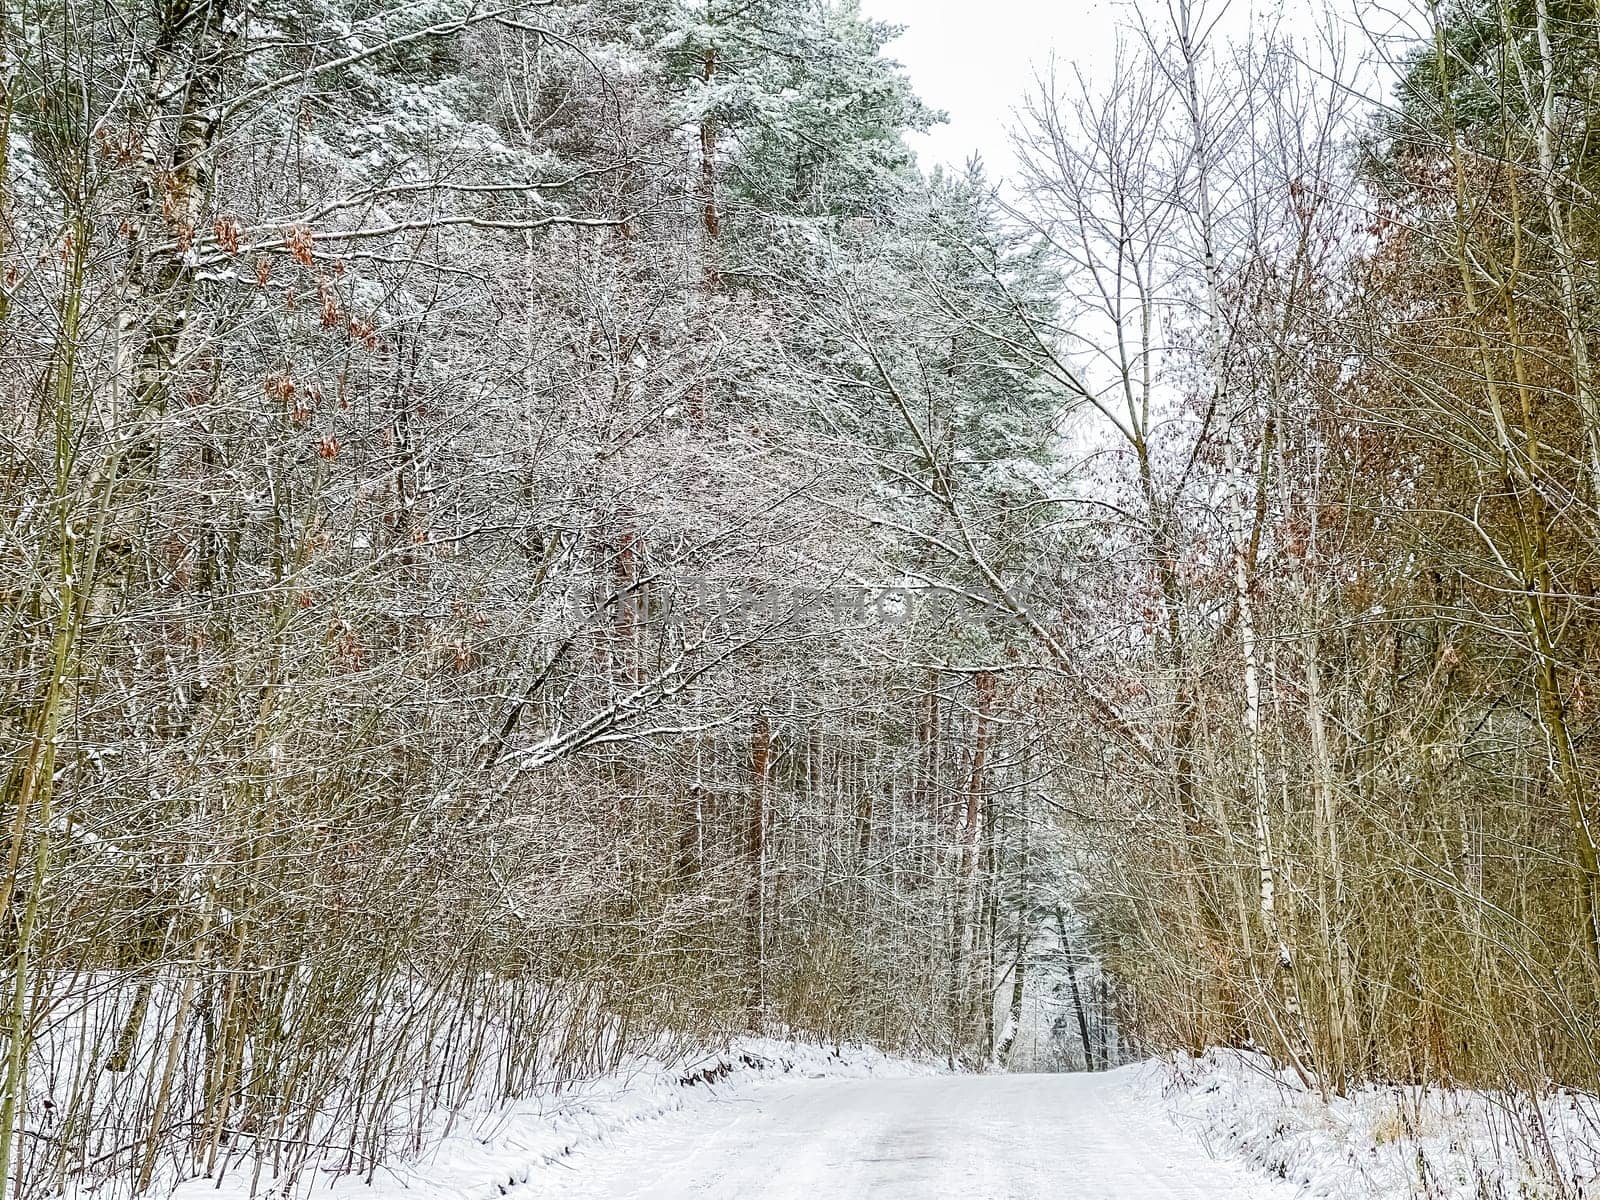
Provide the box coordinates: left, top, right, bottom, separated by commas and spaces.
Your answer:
1147, 1050, 1600, 1199
143, 1038, 942, 1200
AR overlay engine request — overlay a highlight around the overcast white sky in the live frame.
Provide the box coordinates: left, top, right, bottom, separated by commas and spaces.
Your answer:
858, 0, 1124, 172
857, 1, 1411, 176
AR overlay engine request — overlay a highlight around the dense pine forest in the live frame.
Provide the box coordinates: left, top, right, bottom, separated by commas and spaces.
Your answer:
5, 0, 1600, 1194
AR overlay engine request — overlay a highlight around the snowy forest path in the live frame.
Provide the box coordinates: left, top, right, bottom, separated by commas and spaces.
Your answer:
531, 1068, 1294, 1199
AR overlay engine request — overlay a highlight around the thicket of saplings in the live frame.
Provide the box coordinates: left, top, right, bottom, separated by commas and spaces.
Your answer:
12, 672, 1052, 1194
1032, 0, 1600, 1115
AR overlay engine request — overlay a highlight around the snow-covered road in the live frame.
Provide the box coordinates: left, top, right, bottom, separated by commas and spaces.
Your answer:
534, 1070, 1295, 1199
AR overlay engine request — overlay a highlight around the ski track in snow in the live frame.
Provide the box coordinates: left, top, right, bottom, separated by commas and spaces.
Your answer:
527, 1069, 1296, 1200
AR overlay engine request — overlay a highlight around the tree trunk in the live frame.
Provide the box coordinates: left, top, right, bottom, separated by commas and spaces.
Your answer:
949, 671, 996, 1061
1055, 909, 1097, 1071
747, 710, 770, 1031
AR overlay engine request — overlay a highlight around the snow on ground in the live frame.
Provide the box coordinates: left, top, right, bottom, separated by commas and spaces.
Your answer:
1154, 1049, 1600, 1200
146, 1039, 941, 1200
108, 1036, 1600, 1199
524, 1067, 1297, 1199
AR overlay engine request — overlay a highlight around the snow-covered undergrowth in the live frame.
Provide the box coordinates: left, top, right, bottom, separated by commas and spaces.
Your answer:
84, 1036, 940, 1200
1149, 1050, 1600, 1199
27, 967, 937, 1199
